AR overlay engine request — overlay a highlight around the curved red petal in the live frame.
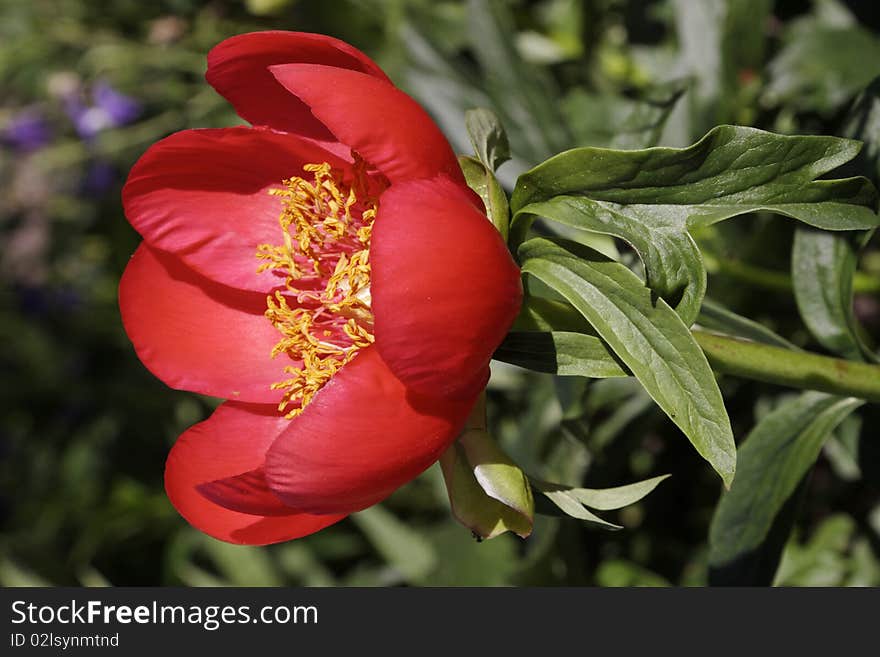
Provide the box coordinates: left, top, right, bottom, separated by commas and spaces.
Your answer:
264, 347, 477, 514
122, 126, 349, 293
119, 244, 285, 404
207, 31, 389, 139
196, 467, 292, 517
165, 401, 346, 545
371, 176, 523, 397
269, 63, 464, 184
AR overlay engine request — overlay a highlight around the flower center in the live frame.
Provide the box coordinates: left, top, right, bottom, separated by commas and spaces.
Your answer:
256, 156, 380, 417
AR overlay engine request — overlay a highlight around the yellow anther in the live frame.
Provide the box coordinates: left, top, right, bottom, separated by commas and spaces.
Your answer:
256, 155, 379, 417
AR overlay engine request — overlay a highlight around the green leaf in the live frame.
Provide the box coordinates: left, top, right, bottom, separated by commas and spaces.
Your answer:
531, 480, 622, 530
842, 76, 880, 186
595, 559, 671, 587
466, 0, 570, 162
275, 544, 336, 586
510, 294, 592, 333
792, 229, 872, 361
350, 506, 437, 583
519, 237, 736, 486
496, 294, 627, 377
420, 523, 521, 586
201, 540, 284, 587
612, 80, 689, 149
0, 556, 52, 586
562, 80, 688, 150
531, 474, 671, 527
464, 107, 510, 171
790, 76, 880, 363
708, 392, 864, 585
561, 474, 671, 511
495, 331, 627, 379
400, 21, 488, 155
511, 127, 877, 223
763, 11, 880, 116
459, 155, 510, 240
697, 297, 800, 350
774, 514, 880, 587
244, 0, 295, 15
510, 125, 879, 324
514, 196, 707, 324
672, 0, 772, 134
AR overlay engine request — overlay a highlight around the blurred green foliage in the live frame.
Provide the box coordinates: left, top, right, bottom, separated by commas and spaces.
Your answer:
1, 0, 879, 586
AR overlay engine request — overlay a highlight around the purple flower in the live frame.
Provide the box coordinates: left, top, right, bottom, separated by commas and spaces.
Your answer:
93, 80, 141, 126
3, 110, 51, 152
64, 81, 141, 140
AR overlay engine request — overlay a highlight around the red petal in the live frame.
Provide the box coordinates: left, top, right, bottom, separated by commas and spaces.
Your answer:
122, 126, 348, 293
269, 64, 464, 184
165, 401, 346, 545
119, 244, 285, 403
371, 176, 523, 397
196, 468, 292, 517
207, 31, 389, 139
264, 347, 477, 514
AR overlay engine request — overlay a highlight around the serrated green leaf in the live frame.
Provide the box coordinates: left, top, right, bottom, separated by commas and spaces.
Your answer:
519, 237, 736, 486
510, 125, 879, 324
697, 297, 800, 350
459, 155, 510, 240
708, 392, 864, 585
464, 107, 510, 171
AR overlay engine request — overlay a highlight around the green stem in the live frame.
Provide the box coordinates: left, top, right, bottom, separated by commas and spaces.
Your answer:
693, 330, 880, 402
713, 259, 880, 294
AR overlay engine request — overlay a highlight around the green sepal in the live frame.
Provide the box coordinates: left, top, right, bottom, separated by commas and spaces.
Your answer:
440, 430, 534, 540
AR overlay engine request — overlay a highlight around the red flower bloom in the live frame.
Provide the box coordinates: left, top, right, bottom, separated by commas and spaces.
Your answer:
119, 31, 522, 545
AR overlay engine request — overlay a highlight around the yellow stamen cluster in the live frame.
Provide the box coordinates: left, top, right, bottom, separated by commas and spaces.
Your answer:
256, 158, 378, 417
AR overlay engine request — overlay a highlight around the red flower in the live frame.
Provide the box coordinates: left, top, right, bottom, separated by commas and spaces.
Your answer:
119, 31, 522, 545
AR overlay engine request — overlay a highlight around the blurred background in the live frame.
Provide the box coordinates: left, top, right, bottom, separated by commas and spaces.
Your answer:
2, 0, 879, 586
